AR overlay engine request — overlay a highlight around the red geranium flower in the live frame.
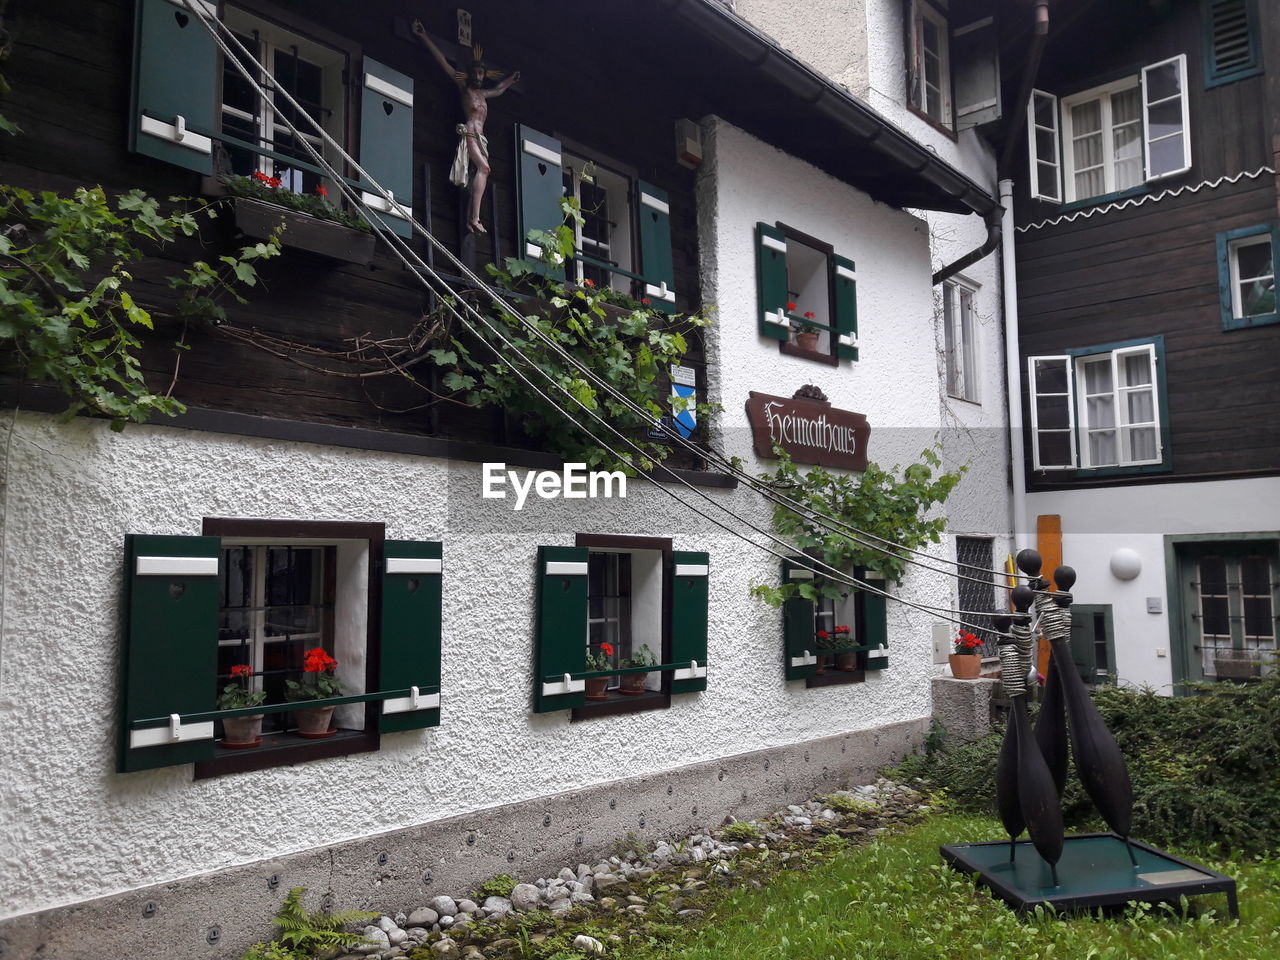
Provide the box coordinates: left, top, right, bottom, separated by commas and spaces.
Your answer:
817, 630, 830, 640
600, 642, 615, 657
316, 184, 329, 197
583, 278, 595, 288
230, 664, 252, 678
641, 298, 651, 306
804, 311, 816, 319
835, 625, 851, 635
303, 647, 337, 673
786, 301, 797, 311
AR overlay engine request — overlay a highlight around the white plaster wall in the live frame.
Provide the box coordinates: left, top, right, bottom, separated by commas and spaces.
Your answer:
0, 401, 933, 918
735, 0, 871, 95
1026, 477, 1280, 692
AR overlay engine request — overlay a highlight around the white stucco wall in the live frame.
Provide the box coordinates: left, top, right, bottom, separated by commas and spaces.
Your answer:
1026, 477, 1280, 692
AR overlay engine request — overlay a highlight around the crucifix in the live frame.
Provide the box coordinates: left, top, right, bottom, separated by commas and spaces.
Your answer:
411, 18, 520, 235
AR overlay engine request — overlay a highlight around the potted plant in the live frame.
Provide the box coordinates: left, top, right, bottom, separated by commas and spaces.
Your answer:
286, 647, 342, 737
585, 641, 615, 700
815, 628, 839, 674
949, 631, 984, 679
793, 309, 821, 351
619, 643, 658, 695
218, 663, 267, 748
222, 172, 377, 264
832, 625, 856, 671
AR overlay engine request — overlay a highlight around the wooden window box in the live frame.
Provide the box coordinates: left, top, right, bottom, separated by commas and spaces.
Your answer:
233, 197, 377, 266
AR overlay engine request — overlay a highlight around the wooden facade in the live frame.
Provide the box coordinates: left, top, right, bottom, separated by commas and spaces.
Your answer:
999, 0, 1280, 489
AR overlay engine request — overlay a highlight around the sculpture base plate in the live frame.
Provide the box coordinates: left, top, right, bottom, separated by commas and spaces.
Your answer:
940, 833, 1238, 918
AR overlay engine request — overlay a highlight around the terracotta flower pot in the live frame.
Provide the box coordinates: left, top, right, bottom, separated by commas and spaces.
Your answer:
948, 653, 983, 679
294, 704, 337, 738
815, 653, 830, 675
619, 673, 649, 695
795, 331, 820, 351
584, 677, 610, 700
836, 652, 856, 672
221, 714, 263, 749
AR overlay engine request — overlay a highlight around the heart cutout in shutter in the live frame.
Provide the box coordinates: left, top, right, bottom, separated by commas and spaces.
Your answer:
169, 582, 186, 600
537, 162, 547, 177
174, 11, 189, 28
651, 212, 659, 223
383, 100, 394, 116
407, 578, 420, 594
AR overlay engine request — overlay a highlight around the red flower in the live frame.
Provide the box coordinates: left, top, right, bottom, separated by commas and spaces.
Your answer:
230, 664, 252, 679
316, 184, 329, 197
583, 278, 595, 288
600, 642, 615, 657
804, 311, 816, 319
303, 647, 337, 673
252, 171, 271, 184
786, 301, 797, 311
641, 298, 651, 306
835, 625, 851, 635
816, 630, 830, 640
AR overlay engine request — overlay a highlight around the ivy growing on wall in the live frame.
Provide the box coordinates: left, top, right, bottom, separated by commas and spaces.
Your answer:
750, 446, 966, 606
0, 186, 279, 429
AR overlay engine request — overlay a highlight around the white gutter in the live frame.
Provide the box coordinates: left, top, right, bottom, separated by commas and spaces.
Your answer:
1000, 178, 1030, 550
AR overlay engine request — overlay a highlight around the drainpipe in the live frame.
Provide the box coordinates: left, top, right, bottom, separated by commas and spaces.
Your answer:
934, 0, 1050, 286
1000, 178, 1029, 550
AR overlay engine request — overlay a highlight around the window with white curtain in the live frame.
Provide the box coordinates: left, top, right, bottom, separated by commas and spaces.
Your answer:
943, 280, 979, 402
1062, 82, 1143, 201
1027, 340, 1166, 472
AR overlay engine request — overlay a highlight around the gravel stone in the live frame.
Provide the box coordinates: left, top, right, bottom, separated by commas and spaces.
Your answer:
407, 908, 438, 928
510, 884, 540, 912
430, 896, 458, 917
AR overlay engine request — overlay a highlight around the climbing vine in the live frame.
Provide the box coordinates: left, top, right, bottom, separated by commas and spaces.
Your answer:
0, 186, 279, 429
750, 445, 966, 606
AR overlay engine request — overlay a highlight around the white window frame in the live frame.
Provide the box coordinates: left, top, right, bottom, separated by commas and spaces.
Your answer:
1060, 76, 1143, 203
561, 153, 635, 293
221, 7, 347, 192
1028, 343, 1164, 472
943, 279, 980, 403
1227, 233, 1275, 320
1027, 89, 1062, 202
1141, 54, 1192, 183
912, 1, 954, 128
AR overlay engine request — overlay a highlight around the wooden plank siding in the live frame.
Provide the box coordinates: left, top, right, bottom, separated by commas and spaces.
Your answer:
0, 0, 706, 463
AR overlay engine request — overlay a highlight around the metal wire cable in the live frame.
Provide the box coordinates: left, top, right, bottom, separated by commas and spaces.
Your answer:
183, 1, 1013, 631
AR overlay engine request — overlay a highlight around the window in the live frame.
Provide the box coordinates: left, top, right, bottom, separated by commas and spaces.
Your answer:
1068, 604, 1116, 686
909, 2, 953, 128
942, 280, 979, 402
782, 559, 888, 684
754, 223, 859, 363
1180, 550, 1277, 682
533, 539, 709, 717
118, 521, 443, 775
561, 154, 635, 294
956, 537, 996, 656
1203, 0, 1263, 88
1216, 224, 1279, 330
1027, 338, 1168, 473
131, 1, 415, 234
1032, 55, 1191, 204
517, 125, 678, 312
220, 8, 348, 194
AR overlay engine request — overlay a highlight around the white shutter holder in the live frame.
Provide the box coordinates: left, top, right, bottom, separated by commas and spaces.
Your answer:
545, 560, 588, 576
129, 714, 215, 750
385, 558, 442, 575
362, 190, 411, 221
673, 659, 708, 681
541, 673, 586, 697
364, 71, 414, 108
644, 281, 677, 303
521, 139, 562, 167
789, 649, 817, 668
675, 563, 709, 577
135, 555, 219, 576
383, 685, 441, 714
139, 115, 213, 156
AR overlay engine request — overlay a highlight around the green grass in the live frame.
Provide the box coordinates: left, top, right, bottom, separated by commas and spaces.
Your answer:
638, 813, 1280, 960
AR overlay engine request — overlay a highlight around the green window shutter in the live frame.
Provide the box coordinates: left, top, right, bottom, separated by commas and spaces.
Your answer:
831, 253, 859, 361
130, 0, 218, 174
756, 222, 790, 341
670, 551, 709, 694
359, 57, 415, 237
534, 546, 587, 712
379, 540, 442, 734
516, 125, 565, 279
638, 181, 677, 315
119, 534, 220, 772
782, 558, 816, 680
863, 574, 888, 671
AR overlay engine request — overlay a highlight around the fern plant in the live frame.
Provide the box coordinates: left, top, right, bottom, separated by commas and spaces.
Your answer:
269, 886, 378, 955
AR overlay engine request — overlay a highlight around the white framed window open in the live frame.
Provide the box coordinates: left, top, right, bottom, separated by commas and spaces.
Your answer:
943, 280, 980, 403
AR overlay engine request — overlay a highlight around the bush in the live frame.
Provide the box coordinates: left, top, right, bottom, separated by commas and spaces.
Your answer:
719, 821, 763, 843
891, 676, 1280, 854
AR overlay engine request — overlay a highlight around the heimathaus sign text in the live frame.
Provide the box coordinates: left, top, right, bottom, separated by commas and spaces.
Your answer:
745, 391, 870, 470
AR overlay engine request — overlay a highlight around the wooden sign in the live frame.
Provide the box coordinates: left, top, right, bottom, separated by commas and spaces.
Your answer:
744, 391, 870, 470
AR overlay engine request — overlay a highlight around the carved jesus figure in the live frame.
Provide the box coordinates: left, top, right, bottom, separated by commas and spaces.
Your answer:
412, 19, 520, 234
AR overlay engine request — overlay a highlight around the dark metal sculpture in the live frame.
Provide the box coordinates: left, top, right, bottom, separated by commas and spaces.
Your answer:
993, 588, 1063, 883
996, 550, 1138, 881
